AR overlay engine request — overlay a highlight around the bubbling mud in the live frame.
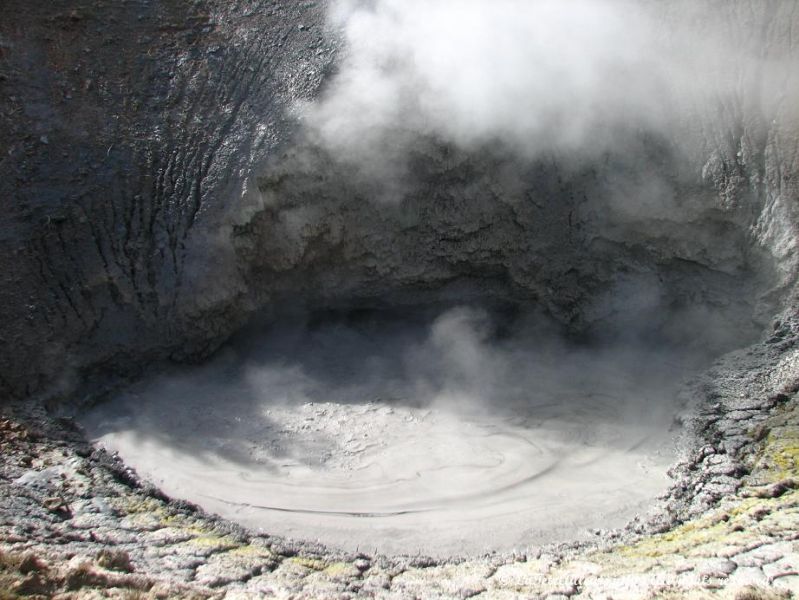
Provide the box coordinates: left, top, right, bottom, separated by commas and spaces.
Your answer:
81, 305, 703, 556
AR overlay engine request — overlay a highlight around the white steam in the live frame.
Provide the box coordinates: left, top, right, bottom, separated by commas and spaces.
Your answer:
302, 0, 740, 170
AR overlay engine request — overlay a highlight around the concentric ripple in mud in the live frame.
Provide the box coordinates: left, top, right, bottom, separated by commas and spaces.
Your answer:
81, 306, 693, 556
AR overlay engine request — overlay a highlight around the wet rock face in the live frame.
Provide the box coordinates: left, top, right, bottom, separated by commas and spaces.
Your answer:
0, 0, 798, 404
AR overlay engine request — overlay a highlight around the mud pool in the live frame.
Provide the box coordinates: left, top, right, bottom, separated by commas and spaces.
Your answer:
81, 306, 709, 556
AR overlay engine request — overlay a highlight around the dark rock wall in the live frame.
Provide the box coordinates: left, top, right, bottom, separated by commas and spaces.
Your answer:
0, 0, 335, 399
0, 0, 797, 402
233, 1, 799, 346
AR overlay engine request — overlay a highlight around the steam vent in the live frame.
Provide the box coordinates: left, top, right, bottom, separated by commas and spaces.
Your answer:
2, 0, 799, 598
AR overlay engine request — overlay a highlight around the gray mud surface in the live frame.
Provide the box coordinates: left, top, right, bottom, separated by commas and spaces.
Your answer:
81, 306, 691, 556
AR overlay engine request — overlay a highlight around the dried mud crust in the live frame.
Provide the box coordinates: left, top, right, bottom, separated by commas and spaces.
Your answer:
2, 320, 799, 599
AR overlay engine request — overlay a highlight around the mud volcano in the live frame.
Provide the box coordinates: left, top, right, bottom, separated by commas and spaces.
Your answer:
2, 0, 799, 597
76, 0, 790, 557
83, 305, 704, 556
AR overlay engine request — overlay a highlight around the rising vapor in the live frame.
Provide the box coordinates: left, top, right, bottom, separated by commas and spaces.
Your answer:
299, 0, 776, 181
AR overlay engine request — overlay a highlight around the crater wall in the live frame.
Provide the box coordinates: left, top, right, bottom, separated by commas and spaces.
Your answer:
0, 0, 797, 403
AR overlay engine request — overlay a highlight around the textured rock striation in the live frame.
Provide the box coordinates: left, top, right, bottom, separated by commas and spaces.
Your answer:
0, 0, 336, 399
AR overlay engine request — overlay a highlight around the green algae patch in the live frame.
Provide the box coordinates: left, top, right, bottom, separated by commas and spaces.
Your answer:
159, 513, 190, 528
158, 514, 211, 536
763, 427, 799, 481
184, 534, 241, 551
749, 398, 799, 484
115, 496, 166, 516
323, 561, 362, 579
229, 544, 276, 559
289, 556, 330, 571
596, 478, 799, 575
613, 519, 731, 561
602, 397, 799, 566
609, 492, 795, 566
